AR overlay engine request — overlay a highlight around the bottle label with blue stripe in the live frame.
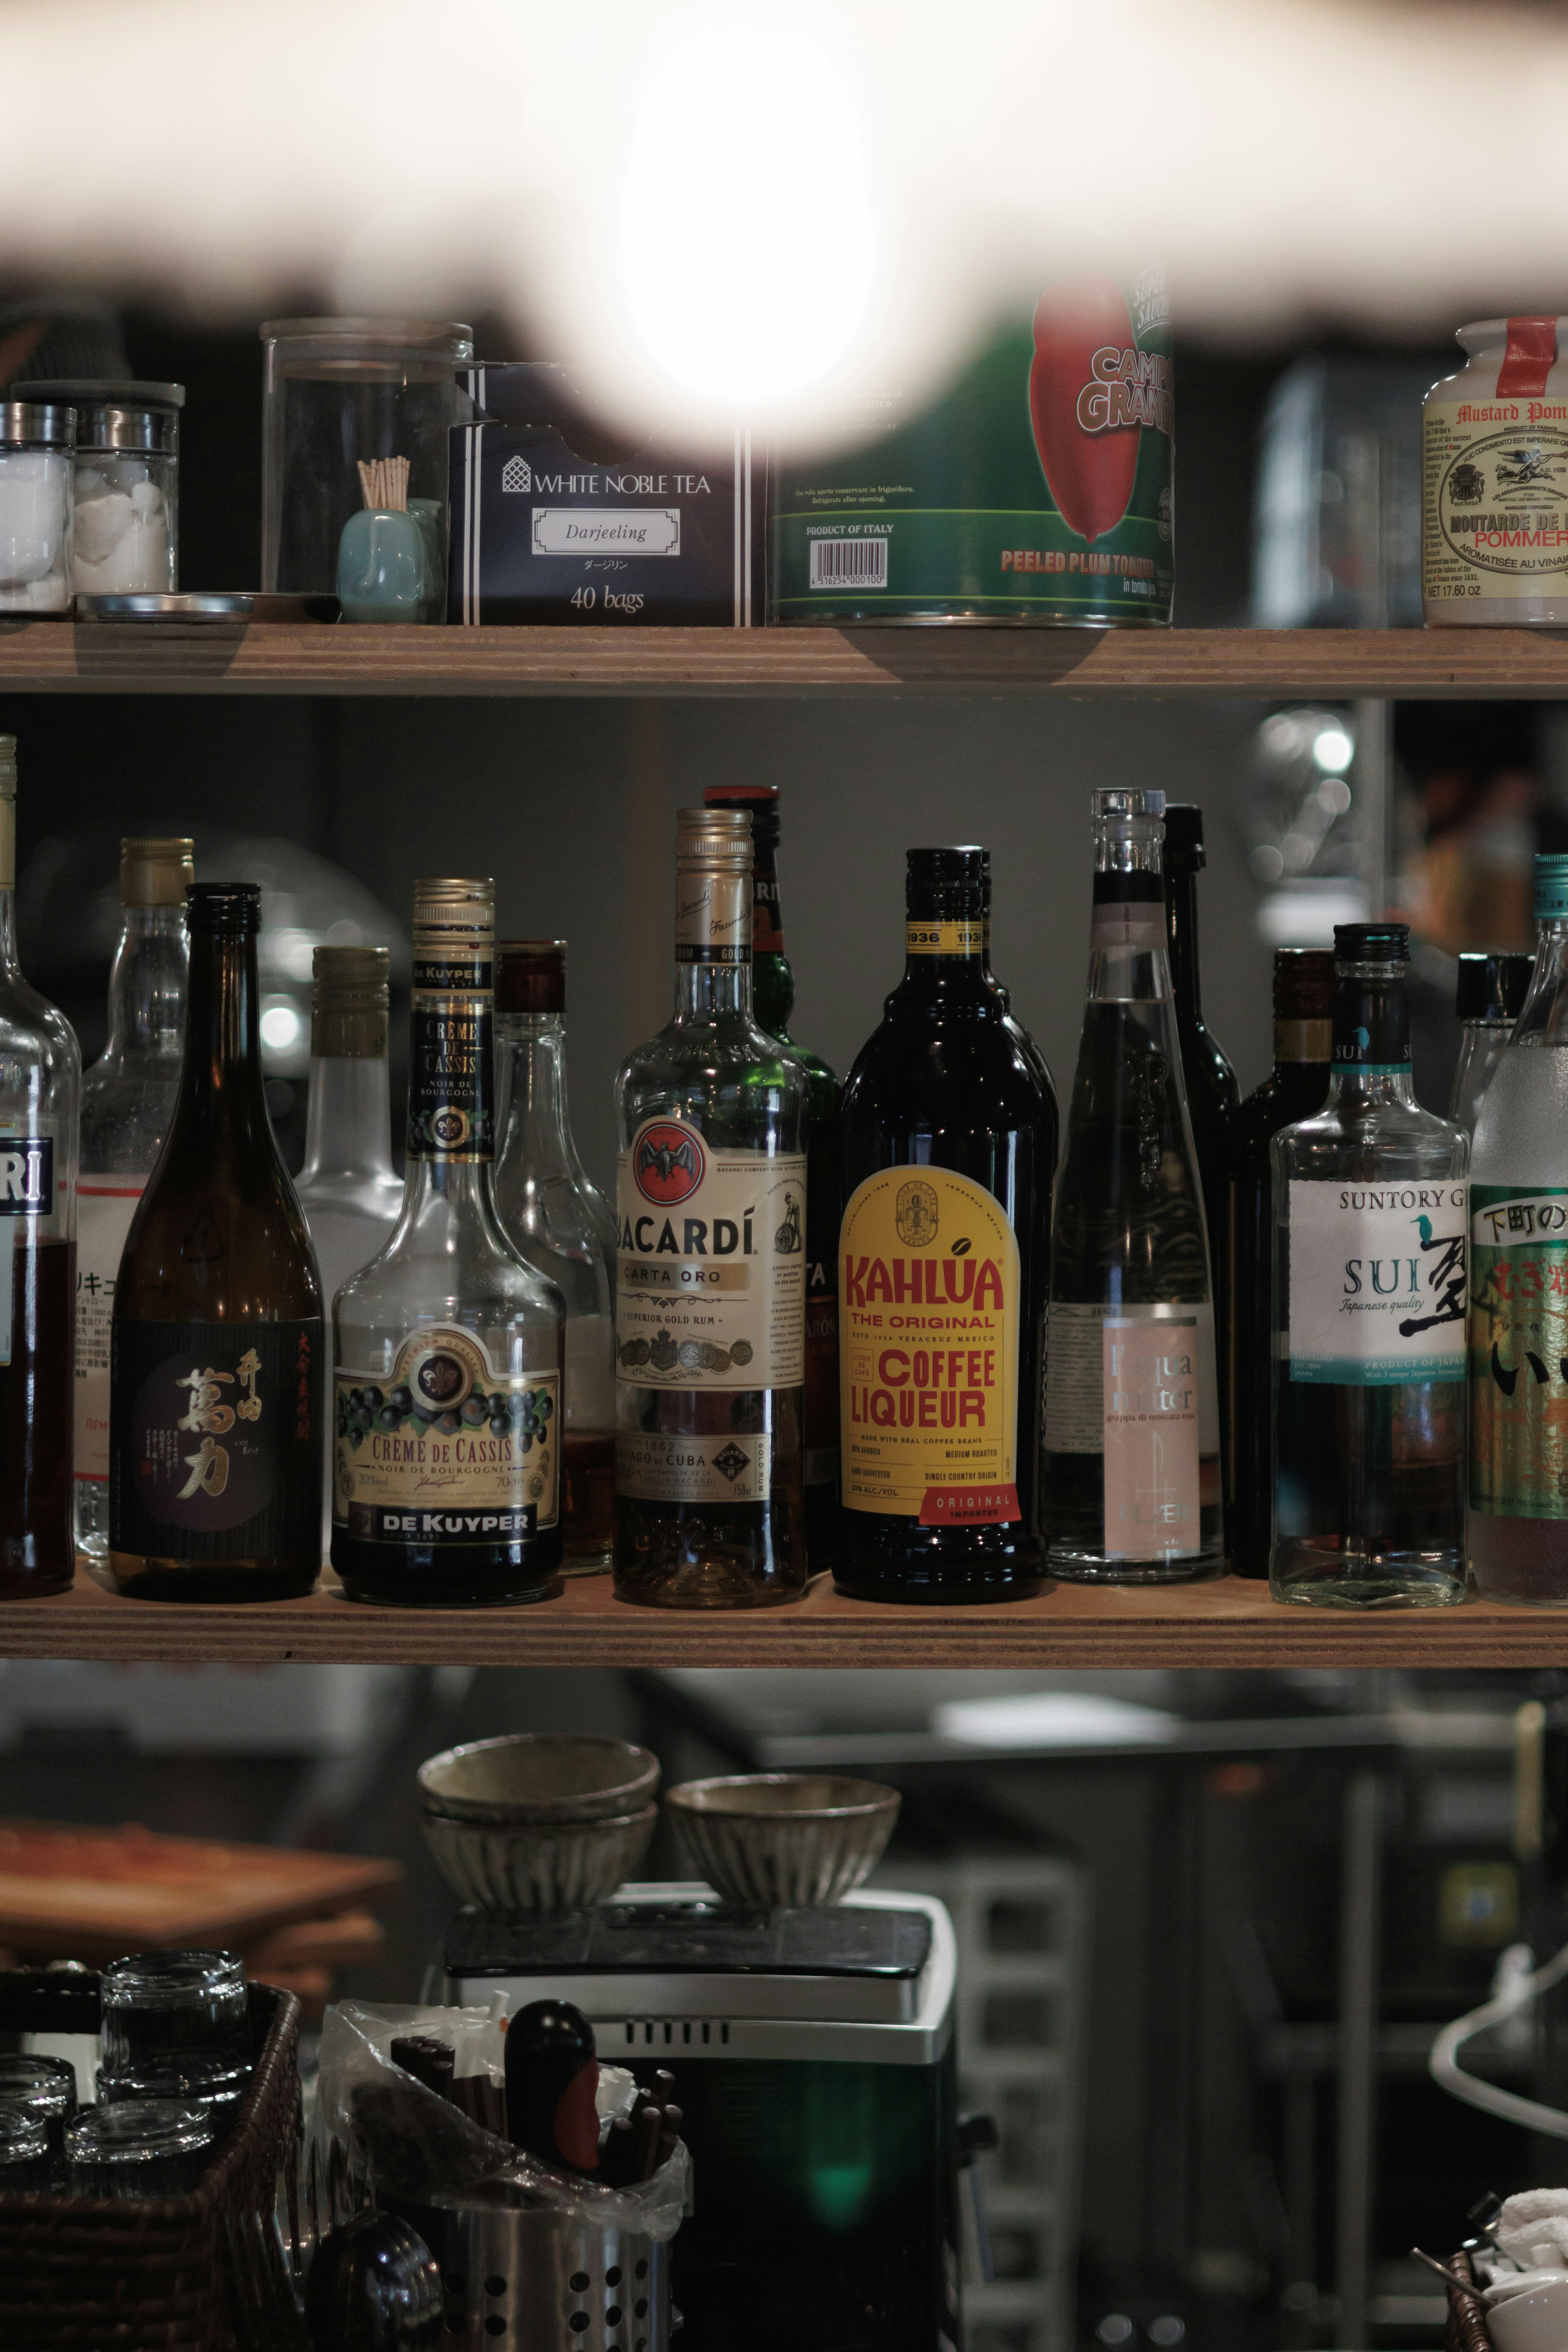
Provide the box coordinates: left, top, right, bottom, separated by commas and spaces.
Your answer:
1287, 1178, 1468, 1385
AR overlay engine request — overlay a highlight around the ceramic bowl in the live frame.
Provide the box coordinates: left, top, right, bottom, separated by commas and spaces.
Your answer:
417, 1734, 660, 1826
663, 1775, 901, 1907
1488, 2276, 1568, 2352
420, 1802, 658, 1913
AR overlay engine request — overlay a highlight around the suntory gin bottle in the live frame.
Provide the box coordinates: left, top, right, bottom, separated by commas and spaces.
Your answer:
1044, 791, 1222, 1581
1271, 922, 1468, 1606
613, 807, 808, 1606
332, 880, 565, 1605
1470, 855, 1568, 1601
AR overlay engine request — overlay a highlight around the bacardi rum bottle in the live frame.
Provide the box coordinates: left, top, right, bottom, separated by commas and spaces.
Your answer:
614, 808, 808, 1606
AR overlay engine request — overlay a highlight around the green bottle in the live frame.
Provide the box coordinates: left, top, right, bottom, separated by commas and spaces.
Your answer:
705, 785, 840, 1565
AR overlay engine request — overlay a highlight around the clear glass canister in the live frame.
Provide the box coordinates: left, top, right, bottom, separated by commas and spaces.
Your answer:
27, 379, 182, 595
0, 402, 74, 613
260, 318, 472, 598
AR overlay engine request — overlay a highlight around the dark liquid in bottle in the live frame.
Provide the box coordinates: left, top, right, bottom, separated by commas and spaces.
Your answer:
562, 1428, 615, 1565
0, 1238, 75, 1597
616, 1388, 806, 1608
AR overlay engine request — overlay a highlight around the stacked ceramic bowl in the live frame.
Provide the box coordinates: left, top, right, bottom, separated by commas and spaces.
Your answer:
418, 1735, 660, 1912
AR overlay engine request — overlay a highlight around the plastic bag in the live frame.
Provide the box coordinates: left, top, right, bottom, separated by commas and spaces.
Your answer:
315, 2000, 688, 2241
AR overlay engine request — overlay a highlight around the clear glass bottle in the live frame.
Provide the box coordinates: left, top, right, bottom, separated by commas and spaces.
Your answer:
1271, 922, 1469, 1606
0, 736, 80, 1597
704, 782, 843, 1567
1451, 949, 1533, 1135
492, 939, 615, 1575
613, 808, 808, 1608
332, 879, 565, 1606
1043, 789, 1223, 1582
109, 884, 321, 1601
1470, 857, 1568, 1601
294, 946, 404, 1565
75, 836, 192, 1562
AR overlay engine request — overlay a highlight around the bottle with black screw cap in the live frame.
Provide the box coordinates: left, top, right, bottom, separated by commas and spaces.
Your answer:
1450, 949, 1533, 1135
1270, 921, 1468, 1606
836, 845, 1050, 1602
109, 882, 323, 1600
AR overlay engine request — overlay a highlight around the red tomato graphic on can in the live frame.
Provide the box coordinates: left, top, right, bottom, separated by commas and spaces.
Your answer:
1029, 276, 1140, 544
634, 1120, 705, 1206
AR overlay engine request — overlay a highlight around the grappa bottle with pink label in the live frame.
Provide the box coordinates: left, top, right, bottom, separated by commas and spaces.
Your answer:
1042, 789, 1223, 1581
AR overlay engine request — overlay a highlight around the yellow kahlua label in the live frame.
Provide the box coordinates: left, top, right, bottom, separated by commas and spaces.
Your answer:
839, 1166, 1021, 1525
905, 920, 984, 957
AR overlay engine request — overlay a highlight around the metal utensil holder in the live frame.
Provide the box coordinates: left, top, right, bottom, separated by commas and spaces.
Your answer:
392, 2191, 670, 2352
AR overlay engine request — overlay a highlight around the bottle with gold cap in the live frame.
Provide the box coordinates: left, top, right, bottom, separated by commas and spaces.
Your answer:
0, 736, 81, 1598
75, 835, 193, 1561
492, 940, 616, 1575
332, 880, 566, 1606
613, 808, 809, 1606
109, 882, 321, 1600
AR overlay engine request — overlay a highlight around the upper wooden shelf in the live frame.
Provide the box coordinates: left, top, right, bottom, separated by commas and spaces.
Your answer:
2, 1565, 1566, 1670
1, 621, 1566, 700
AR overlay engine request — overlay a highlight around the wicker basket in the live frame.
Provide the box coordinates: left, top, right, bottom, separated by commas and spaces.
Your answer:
0, 1969, 301, 2352
1444, 2250, 1494, 2352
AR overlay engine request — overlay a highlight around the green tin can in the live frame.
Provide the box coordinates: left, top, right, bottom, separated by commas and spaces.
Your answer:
770, 268, 1173, 626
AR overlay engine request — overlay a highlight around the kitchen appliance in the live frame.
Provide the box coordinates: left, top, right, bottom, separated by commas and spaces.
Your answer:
439, 1883, 962, 2352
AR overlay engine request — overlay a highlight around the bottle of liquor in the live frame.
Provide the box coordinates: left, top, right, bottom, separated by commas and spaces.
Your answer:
980, 866, 1058, 1103
837, 846, 1049, 1602
0, 738, 80, 1599
1270, 922, 1468, 1606
75, 837, 192, 1563
492, 939, 615, 1575
109, 883, 321, 1600
1225, 948, 1333, 1577
1470, 857, 1568, 1601
1451, 949, 1532, 1134
1162, 804, 1238, 1479
704, 782, 842, 1563
293, 947, 403, 1561
1043, 791, 1222, 1581
614, 808, 808, 1607
333, 880, 565, 1606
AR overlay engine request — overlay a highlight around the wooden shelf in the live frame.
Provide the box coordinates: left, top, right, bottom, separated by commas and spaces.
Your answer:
1, 621, 1567, 699
2, 1565, 1567, 1669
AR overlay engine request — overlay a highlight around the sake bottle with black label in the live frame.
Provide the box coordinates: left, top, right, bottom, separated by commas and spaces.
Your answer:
333, 878, 566, 1606
109, 882, 323, 1600
835, 846, 1052, 1603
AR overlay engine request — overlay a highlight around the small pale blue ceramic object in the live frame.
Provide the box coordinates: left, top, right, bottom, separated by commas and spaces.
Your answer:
336, 508, 432, 624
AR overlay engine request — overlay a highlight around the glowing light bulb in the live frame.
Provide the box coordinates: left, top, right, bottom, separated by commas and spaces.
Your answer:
1313, 726, 1354, 774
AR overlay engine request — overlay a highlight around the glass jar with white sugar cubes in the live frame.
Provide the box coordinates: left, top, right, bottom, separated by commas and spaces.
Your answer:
28, 379, 182, 595
0, 401, 74, 612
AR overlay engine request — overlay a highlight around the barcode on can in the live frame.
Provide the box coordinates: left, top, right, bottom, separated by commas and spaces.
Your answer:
808, 536, 888, 589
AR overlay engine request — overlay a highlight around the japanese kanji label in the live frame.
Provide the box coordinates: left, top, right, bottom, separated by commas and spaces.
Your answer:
109, 1318, 320, 1556
1470, 1185, 1568, 1519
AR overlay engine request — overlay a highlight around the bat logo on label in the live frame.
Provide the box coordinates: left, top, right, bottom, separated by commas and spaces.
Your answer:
634, 1120, 706, 1206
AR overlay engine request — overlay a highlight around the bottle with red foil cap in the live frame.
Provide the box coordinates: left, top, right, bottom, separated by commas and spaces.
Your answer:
1423, 316, 1568, 625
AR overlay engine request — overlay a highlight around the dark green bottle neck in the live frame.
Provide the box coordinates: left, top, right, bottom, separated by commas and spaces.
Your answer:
1164, 866, 1204, 1027
170, 927, 273, 1152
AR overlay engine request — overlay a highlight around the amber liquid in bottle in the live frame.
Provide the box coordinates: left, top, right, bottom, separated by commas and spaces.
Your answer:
109, 883, 323, 1600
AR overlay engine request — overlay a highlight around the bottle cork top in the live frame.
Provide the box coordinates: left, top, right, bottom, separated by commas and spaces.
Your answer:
677, 807, 752, 870
121, 836, 194, 908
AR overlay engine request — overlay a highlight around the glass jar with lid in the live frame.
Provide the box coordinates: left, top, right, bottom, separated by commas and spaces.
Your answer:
0, 401, 74, 612
27, 380, 182, 595
260, 318, 472, 601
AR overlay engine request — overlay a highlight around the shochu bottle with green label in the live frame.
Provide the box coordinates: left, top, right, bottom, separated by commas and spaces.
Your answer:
835, 847, 1052, 1604
110, 884, 322, 1600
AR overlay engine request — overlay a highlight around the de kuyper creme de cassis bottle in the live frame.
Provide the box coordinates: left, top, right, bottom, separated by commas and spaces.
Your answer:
835, 846, 1054, 1604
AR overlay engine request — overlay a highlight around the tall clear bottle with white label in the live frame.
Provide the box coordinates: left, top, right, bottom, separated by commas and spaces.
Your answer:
1271, 922, 1468, 1606
1469, 856, 1568, 1602
1043, 790, 1223, 1581
0, 738, 80, 1597
76, 837, 192, 1560
613, 808, 808, 1607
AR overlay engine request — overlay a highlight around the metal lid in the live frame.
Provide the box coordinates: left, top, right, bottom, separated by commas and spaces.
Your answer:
312, 945, 390, 1058
0, 737, 15, 802
705, 782, 780, 851
76, 592, 340, 622
120, 837, 194, 909
22, 379, 181, 454
0, 402, 74, 450
1162, 802, 1207, 872
1334, 922, 1410, 964
676, 808, 752, 871
497, 939, 566, 1015
1272, 947, 1335, 1020
187, 882, 260, 936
